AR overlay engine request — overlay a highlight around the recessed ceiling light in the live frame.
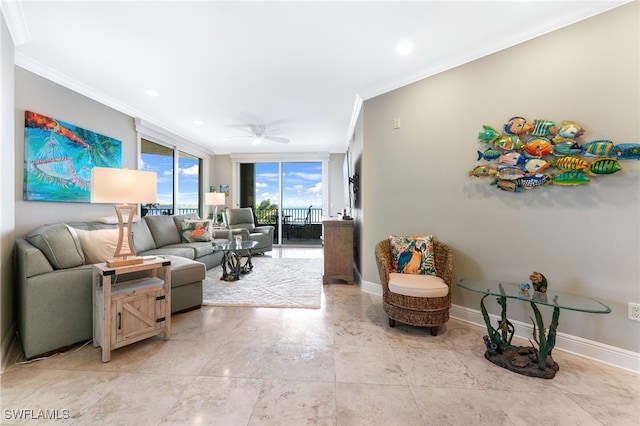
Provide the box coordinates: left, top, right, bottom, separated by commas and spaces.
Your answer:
194, 120, 203, 125
396, 40, 414, 56
144, 89, 159, 97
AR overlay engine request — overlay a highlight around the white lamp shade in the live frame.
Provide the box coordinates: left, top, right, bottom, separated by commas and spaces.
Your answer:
205, 192, 226, 206
91, 167, 157, 204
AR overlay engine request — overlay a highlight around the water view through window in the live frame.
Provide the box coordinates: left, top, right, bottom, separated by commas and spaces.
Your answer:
141, 140, 202, 216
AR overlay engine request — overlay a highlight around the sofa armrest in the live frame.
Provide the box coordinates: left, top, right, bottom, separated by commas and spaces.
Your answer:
212, 229, 232, 240
15, 238, 54, 279
253, 226, 274, 237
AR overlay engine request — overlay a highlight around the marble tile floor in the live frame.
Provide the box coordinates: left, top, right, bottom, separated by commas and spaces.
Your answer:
2, 249, 639, 425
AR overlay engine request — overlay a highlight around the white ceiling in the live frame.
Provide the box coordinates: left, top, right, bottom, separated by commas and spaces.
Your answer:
6, 1, 628, 155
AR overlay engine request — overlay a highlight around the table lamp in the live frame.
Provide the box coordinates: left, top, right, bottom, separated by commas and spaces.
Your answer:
205, 192, 226, 225
91, 167, 157, 267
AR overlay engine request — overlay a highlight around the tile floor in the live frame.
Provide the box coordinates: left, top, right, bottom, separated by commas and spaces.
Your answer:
1, 248, 639, 425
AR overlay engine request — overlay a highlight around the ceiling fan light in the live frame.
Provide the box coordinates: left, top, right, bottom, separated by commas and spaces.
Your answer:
253, 137, 262, 145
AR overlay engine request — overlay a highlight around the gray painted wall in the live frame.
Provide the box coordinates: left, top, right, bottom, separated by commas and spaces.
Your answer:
1, 10, 16, 367
360, 3, 639, 352
13, 68, 138, 237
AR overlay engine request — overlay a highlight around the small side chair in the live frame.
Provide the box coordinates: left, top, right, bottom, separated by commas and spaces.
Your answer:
375, 237, 454, 336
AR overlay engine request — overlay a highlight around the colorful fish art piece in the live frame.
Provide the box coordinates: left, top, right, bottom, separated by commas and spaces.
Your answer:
469, 116, 638, 194
589, 158, 622, 175
503, 116, 533, 135
582, 140, 615, 157
552, 171, 590, 186
468, 165, 498, 178
612, 143, 640, 160
498, 151, 525, 166
477, 147, 501, 161
495, 135, 523, 151
519, 173, 552, 189
522, 137, 554, 157
478, 125, 501, 144
524, 159, 550, 174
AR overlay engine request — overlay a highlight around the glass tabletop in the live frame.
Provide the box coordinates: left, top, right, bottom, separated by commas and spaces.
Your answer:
457, 278, 611, 314
214, 240, 259, 252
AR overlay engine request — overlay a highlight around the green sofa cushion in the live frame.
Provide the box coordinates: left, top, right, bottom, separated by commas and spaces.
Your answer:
26, 224, 85, 269
144, 215, 182, 247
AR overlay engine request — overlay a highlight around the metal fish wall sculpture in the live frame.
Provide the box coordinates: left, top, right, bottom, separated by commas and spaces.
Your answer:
472, 116, 638, 193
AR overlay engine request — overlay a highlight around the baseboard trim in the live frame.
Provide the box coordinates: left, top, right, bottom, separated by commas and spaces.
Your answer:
360, 280, 639, 374
1, 322, 16, 372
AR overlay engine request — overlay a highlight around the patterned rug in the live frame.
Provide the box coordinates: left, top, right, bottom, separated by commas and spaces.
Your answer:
202, 257, 322, 309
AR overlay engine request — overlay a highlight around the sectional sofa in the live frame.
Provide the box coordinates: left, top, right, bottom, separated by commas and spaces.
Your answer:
15, 213, 230, 359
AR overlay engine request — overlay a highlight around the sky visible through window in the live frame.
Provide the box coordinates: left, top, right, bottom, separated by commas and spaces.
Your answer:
141, 153, 199, 207
141, 156, 322, 210
256, 162, 322, 209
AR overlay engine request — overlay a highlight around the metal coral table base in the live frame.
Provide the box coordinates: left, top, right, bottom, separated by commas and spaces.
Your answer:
221, 251, 254, 281
484, 342, 559, 379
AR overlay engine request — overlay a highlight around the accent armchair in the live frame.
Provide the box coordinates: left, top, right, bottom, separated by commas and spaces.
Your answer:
223, 207, 274, 254
375, 237, 454, 336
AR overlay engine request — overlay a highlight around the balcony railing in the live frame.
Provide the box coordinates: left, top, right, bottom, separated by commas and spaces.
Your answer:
142, 207, 199, 216
140, 207, 322, 223
254, 207, 323, 225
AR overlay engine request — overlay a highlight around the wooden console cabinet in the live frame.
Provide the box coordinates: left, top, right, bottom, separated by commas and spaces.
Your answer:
93, 258, 171, 362
322, 218, 354, 284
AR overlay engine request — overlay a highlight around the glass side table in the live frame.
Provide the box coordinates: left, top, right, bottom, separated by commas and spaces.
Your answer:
457, 278, 611, 379
213, 240, 259, 281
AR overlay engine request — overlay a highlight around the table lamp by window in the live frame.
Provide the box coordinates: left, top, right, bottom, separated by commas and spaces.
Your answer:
205, 192, 226, 224
91, 167, 157, 267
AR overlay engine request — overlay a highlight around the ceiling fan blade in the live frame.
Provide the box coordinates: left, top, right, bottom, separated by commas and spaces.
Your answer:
265, 136, 290, 143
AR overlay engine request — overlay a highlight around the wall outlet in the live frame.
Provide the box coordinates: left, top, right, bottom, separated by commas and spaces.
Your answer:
628, 302, 640, 321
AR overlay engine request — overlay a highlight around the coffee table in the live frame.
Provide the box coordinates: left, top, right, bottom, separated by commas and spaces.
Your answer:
457, 278, 611, 379
214, 240, 259, 281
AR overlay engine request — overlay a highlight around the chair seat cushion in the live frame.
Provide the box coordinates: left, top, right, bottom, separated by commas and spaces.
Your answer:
388, 272, 449, 298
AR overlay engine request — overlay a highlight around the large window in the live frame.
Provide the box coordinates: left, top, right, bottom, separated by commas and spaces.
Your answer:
141, 139, 202, 217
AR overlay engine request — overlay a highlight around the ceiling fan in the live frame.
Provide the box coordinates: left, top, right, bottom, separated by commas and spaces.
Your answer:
226, 124, 289, 145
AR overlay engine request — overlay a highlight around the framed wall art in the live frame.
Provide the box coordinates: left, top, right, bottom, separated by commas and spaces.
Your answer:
24, 111, 122, 202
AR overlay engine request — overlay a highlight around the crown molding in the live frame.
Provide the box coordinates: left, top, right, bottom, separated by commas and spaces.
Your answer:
1, 0, 30, 45
16, 52, 214, 155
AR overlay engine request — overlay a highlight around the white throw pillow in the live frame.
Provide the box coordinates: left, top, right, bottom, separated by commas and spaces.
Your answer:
74, 228, 131, 264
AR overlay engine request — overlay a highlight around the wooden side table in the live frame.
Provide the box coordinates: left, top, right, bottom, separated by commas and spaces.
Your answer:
322, 218, 354, 284
92, 257, 171, 362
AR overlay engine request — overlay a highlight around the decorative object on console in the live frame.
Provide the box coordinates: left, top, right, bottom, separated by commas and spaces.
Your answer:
90, 167, 157, 267
469, 116, 639, 193
205, 191, 226, 224
530, 271, 548, 293
24, 111, 122, 202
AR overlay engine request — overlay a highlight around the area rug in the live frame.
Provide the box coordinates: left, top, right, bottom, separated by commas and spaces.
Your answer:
202, 257, 322, 309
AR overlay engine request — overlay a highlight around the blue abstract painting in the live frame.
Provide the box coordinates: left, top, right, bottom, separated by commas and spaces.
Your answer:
24, 111, 122, 202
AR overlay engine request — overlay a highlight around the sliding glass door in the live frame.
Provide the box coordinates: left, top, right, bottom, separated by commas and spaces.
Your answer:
282, 162, 322, 243
239, 161, 323, 246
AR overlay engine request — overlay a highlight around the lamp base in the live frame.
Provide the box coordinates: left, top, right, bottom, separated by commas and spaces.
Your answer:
106, 257, 145, 268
